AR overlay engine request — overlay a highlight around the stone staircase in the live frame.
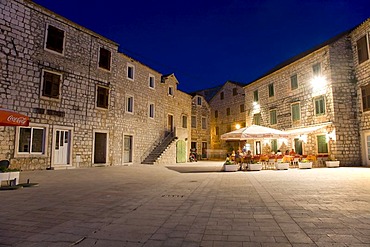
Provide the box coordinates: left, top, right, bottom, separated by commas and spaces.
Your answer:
141, 132, 177, 165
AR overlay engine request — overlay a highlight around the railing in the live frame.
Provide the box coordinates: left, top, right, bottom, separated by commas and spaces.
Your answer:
140, 131, 175, 163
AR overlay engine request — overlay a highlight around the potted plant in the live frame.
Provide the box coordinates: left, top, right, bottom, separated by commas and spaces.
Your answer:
298, 159, 312, 169
325, 153, 340, 168
275, 160, 289, 170
247, 160, 262, 171
0, 165, 20, 187
223, 158, 239, 172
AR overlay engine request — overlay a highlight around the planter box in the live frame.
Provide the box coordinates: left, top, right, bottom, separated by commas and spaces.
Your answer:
247, 163, 262, 171
224, 164, 239, 172
275, 163, 289, 170
298, 162, 312, 169
326, 161, 340, 168
0, 172, 20, 186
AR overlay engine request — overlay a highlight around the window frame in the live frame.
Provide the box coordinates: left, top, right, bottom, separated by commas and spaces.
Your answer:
191, 116, 197, 128
253, 113, 261, 125
127, 63, 135, 81
290, 74, 298, 90
314, 96, 326, 116
291, 102, 301, 122
149, 74, 155, 89
226, 107, 230, 116
233, 87, 238, 96
253, 90, 259, 102
357, 35, 369, 64
268, 83, 274, 97
148, 103, 155, 119
197, 96, 202, 106
201, 117, 207, 130
214, 110, 218, 118
41, 69, 62, 101
126, 95, 134, 114
168, 86, 174, 96
312, 63, 321, 77
220, 92, 224, 100
362, 84, 370, 112
240, 104, 245, 113
98, 47, 111, 71
182, 115, 188, 128
317, 135, 328, 154
15, 124, 48, 157
96, 85, 110, 109
269, 109, 277, 125
44, 24, 65, 55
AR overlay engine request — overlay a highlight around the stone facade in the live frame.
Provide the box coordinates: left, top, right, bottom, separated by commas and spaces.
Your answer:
351, 18, 370, 166
190, 94, 210, 159
209, 81, 246, 157
0, 0, 191, 170
244, 32, 360, 165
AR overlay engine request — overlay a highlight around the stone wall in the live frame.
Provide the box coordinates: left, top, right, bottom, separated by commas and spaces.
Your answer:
209, 81, 245, 152
191, 95, 210, 159
0, 0, 191, 170
351, 18, 370, 165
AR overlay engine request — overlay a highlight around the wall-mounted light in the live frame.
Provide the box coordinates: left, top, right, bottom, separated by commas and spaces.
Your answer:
235, 123, 241, 130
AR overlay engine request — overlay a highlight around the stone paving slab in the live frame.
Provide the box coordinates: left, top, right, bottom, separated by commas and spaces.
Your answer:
1, 162, 370, 246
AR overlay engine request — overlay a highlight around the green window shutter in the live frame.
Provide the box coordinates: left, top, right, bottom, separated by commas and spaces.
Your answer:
317, 135, 328, 153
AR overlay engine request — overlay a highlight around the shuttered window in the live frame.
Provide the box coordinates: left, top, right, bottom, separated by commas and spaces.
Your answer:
357, 35, 369, 64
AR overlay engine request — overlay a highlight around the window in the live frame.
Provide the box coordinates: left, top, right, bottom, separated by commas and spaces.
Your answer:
317, 135, 328, 153
149, 75, 155, 88
314, 96, 326, 115
149, 103, 154, 118
357, 35, 369, 64
45, 25, 64, 54
96, 86, 109, 109
215, 127, 219, 135
98, 48, 111, 71
233, 88, 238, 96
226, 108, 230, 116
126, 96, 134, 113
18, 126, 46, 154
220, 92, 224, 100
253, 90, 259, 102
191, 116, 196, 128
268, 83, 274, 97
227, 125, 231, 132
197, 96, 202, 105
42, 70, 61, 99
240, 104, 245, 113
202, 117, 206, 129
253, 113, 261, 125
291, 103, 301, 121
270, 110, 277, 125
127, 64, 134, 80
291, 74, 298, 90
271, 139, 277, 153
361, 84, 370, 112
313, 63, 321, 76
168, 86, 174, 96
182, 115, 187, 128
215, 110, 218, 118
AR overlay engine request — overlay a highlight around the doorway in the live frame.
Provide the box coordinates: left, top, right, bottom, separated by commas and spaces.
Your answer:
94, 132, 107, 164
124, 135, 133, 163
53, 129, 71, 165
202, 142, 207, 159
365, 133, 370, 166
167, 114, 174, 132
294, 138, 303, 155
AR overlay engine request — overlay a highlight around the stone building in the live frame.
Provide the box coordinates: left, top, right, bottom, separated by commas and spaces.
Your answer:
0, 0, 191, 170
208, 81, 246, 157
351, 18, 370, 166
190, 94, 211, 159
244, 29, 360, 165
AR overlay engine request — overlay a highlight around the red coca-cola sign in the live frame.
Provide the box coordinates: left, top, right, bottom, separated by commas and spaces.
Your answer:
0, 108, 30, 126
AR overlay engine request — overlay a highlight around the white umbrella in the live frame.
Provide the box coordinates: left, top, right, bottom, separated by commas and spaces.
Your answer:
221, 125, 290, 140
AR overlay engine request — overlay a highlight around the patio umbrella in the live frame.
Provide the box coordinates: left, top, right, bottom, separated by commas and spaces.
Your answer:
221, 125, 290, 140
0, 108, 30, 126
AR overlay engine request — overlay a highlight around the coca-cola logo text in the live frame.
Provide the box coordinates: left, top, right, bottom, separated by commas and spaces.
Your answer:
7, 115, 27, 125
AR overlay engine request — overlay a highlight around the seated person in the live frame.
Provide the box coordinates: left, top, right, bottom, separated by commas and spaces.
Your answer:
289, 149, 296, 156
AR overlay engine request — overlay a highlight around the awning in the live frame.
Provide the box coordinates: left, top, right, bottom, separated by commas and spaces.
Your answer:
221, 125, 290, 140
285, 122, 332, 136
0, 108, 30, 126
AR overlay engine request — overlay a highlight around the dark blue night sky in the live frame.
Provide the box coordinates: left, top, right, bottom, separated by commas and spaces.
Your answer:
33, 0, 370, 93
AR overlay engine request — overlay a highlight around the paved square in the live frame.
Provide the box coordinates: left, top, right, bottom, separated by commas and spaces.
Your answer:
1, 162, 370, 247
